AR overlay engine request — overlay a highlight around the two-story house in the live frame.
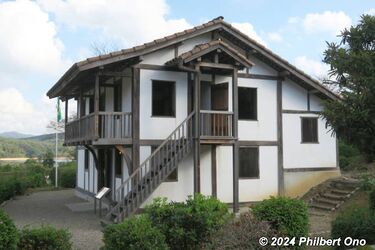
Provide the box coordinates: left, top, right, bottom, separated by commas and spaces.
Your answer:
47, 16, 340, 223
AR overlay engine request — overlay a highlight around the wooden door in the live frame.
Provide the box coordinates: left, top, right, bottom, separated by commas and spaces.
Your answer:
211, 83, 229, 136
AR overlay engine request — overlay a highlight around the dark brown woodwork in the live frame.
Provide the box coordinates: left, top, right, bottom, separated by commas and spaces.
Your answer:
277, 78, 284, 195
211, 145, 217, 197
232, 69, 239, 213
132, 67, 140, 175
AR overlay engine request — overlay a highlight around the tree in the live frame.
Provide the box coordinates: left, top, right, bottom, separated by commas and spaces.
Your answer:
322, 14, 375, 160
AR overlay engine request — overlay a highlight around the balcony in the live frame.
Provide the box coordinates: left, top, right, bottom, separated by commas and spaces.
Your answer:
65, 112, 132, 145
200, 110, 234, 143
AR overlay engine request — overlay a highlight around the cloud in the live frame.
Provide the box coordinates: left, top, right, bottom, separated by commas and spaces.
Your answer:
294, 56, 330, 79
303, 11, 352, 35
366, 9, 375, 15
36, 0, 191, 47
288, 16, 300, 24
267, 32, 283, 43
0, 0, 68, 76
231, 22, 267, 46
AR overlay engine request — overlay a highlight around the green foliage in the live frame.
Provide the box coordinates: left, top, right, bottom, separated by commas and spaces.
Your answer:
50, 162, 77, 188
322, 14, 375, 161
360, 174, 375, 191
370, 189, 375, 212
102, 215, 168, 250
339, 142, 366, 170
18, 225, 72, 250
145, 194, 230, 249
205, 212, 278, 249
252, 196, 309, 238
0, 209, 19, 250
332, 207, 375, 244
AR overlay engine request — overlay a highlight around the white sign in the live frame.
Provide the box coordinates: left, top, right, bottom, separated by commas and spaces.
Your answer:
95, 187, 111, 199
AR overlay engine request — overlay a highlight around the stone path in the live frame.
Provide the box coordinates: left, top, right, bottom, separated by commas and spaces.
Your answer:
2, 189, 103, 250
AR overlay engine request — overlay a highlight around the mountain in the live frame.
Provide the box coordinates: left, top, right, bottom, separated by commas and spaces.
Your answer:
0, 131, 34, 139
25, 133, 64, 141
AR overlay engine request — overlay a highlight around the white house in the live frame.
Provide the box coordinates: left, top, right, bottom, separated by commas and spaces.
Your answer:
47, 16, 340, 222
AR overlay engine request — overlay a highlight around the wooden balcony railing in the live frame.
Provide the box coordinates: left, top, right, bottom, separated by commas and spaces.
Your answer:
200, 110, 233, 138
65, 112, 132, 145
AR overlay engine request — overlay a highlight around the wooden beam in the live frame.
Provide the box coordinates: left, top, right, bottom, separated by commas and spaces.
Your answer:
232, 68, 239, 213
282, 110, 321, 114
193, 66, 201, 194
211, 145, 217, 198
198, 62, 235, 70
238, 73, 280, 80
277, 78, 284, 195
239, 140, 278, 146
94, 74, 100, 139
131, 67, 140, 175
65, 98, 69, 124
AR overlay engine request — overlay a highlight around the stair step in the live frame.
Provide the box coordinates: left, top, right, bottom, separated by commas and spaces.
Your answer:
331, 189, 353, 195
313, 197, 342, 206
310, 202, 336, 211
320, 193, 347, 201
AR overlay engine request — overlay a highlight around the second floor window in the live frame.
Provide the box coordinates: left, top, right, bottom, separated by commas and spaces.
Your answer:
238, 87, 257, 120
301, 117, 318, 143
152, 80, 175, 117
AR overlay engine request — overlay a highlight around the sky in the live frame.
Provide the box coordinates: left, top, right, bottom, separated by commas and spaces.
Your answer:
0, 0, 374, 135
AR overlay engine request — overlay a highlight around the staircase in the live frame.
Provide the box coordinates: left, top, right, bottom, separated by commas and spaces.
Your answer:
105, 112, 195, 223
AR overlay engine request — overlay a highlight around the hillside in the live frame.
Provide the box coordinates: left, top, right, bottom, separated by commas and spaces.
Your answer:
0, 136, 74, 158
0, 131, 34, 139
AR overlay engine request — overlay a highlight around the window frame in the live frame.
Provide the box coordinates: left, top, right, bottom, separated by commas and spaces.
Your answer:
238, 86, 258, 121
300, 117, 319, 144
151, 80, 176, 118
239, 146, 260, 179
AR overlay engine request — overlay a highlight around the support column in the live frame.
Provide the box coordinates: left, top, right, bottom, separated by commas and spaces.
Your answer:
232, 69, 239, 213
211, 145, 217, 198
277, 77, 284, 195
193, 66, 201, 194
65, 98, 69, 123
131, 67, 140, 174
94, 74, 100, 139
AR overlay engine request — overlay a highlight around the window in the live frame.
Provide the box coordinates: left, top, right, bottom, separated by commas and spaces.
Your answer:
84, 150, 89, 171
239, 147, 259, 178
99, 87, 106, 111
115, 149, 122, 177
114, 82, 122, 112
301, 117, 318, 143
238, 87, 257, 120
89, 97, 94, 113
151, 146, 178, 182
80, 99, 86, 117
152, 80, 175, 117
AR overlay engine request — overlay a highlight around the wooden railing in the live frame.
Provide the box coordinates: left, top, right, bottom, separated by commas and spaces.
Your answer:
65, 112, 132, 144
200, 110, 233, 138
107, 112, 195, 222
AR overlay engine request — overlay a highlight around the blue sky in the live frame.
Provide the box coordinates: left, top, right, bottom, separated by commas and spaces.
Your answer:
0, 0, 374, 135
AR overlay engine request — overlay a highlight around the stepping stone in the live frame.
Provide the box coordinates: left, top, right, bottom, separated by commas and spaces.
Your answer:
320, 193, 347, 201
310, 202, 336, 211
313, 197, 342, 206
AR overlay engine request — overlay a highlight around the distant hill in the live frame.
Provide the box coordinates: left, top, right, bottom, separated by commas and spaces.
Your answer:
25, 133, 64, 141
0, 131, 34, 139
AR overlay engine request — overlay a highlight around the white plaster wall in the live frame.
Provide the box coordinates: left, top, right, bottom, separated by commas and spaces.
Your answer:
238, 78, 277, 141
142, 47, 175, 65
140, 69, 188, 139
283, 114, 337, 169
178, 33, 212, 55
248, 57, 278, 76
310, 94, 323, 112
77, 149, 84, 189
216, 145, 278, 203
283, 79, 308, 110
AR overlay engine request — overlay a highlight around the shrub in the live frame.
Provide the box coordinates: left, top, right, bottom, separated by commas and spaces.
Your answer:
18, 225, 73, 250
145, 194, 230, 249
0, 209, 19, 250
331, 207, 375, 245
252, 196, 309, 238
102, 215, 168, 250
360, 175, 375, 191
205, 212, 278, 249
370, 189, 375, 212
50, 162, 76, 188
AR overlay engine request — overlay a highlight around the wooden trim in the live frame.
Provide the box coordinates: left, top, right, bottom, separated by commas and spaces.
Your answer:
238, 73, 280, 80
232, 69, 239, 213
284, 167, 339, 173
139, 139, 164, 146
94, 74, 100, 139
283, 110, 321, 114
239, 140, 278, 146
136, 64, 184, 72
131, 67, 140, 175
193, 67, 201, 194
307, 92, 311, 111
277, 78, 284, 195
211, 145, 217, 198
198, 62, 235, 70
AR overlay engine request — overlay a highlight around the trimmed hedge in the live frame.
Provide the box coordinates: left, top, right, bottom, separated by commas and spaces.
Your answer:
0, 209, 19, 250
252, 196, 309, 238
145, 194, 230, 249
102, 215, 168, 250
18, 225, 73, 250
331, 207, 375, 245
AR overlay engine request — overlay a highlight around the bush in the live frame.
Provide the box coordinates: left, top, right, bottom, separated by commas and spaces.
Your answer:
145, 194, 230, 249
50, 162, 76, 188
0, 209, 19, 250
205, 212, 278, 249
339, 142, 366, 170
252, 196, 309, 238
102, 215, 168, 250
18, 225, 73, 250
332, 207, 375, 245
370, 189, 375, 212
360, 175, 375, 191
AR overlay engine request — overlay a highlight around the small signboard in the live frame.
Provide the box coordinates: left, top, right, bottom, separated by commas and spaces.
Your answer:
95, 187, 111, 199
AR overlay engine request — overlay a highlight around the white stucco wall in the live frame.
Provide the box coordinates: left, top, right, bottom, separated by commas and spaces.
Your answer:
283, 79, 308, 110
248, 57, 278, 76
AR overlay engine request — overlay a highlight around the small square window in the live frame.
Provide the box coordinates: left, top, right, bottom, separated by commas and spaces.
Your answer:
152, 80, 175, 117
238, 87, 257, 120
239, 147, 259, 178
301, 117, 318, 143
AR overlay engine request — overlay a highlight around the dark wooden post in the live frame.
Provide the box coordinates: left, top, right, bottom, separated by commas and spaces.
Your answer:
232, 68, 239, 213
94, 74, 100, 139
65, 98, 69, 123
277, 77, 284, 195
193, 66, 201, 194
131, 67, 140, 175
